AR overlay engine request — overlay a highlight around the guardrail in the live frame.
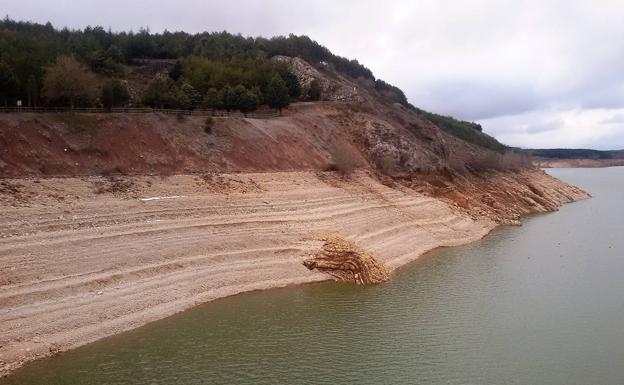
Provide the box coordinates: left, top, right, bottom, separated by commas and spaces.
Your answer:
0, 107, 280, 119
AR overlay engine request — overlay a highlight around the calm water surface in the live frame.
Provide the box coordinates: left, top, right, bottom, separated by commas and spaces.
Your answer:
3, 168, 624, 385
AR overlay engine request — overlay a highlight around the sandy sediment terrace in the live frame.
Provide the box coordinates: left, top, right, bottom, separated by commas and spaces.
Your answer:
0, 170, 586, 375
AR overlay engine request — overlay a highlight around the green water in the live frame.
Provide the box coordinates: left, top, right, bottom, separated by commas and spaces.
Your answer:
3, 168, 624, 385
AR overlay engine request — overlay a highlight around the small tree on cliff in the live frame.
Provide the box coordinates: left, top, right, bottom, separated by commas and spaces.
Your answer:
42, 55, 97, 110
266, 74, 290, 113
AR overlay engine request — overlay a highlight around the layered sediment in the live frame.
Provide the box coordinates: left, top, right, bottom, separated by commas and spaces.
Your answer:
0, 169, 589, 376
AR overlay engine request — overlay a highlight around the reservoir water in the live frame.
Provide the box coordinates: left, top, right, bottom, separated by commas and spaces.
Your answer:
3, 168, 623, 385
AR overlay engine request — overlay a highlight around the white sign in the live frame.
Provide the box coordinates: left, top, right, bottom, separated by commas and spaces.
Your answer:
16, 100, 22, 107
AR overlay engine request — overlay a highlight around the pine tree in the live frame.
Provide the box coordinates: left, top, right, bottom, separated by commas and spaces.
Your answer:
169, 60, 183, 81
239, 90, 259, 114
202, 88, 223, 111
0, 62, 20, 107
266, 74, 290, 113
229, 84, 247, 111
221, 85, 233, 111
281, 70, 301, 98
180, 82, 201, 109
26, 75, 39, 107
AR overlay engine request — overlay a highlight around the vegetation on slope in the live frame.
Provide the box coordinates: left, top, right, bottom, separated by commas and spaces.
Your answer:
1, 17, 509, 154
414, 108, 508, 153
0, 18, 402, 110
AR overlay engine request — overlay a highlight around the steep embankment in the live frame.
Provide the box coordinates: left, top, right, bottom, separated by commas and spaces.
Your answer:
0, 169, 588, 376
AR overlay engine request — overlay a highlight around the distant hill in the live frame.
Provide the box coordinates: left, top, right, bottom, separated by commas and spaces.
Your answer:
528, 148, 624, 160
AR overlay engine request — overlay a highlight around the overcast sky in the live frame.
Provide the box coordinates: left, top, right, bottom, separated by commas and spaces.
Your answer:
4, 0, 624, 149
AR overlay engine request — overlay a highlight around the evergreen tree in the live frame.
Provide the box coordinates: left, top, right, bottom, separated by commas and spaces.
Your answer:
26, 75, 39, 108
202, 87, 223, 111
221, 85, 233, 111
239, 90, 259, 114
106, 45, 124, 63
250, 86, 264, 104
280, 70, 301, 99
0, 62, 20, 107
266, 74, 290, 112
229, 84, 247, 110
179, 82, 201, 109
169, 60, 183, 81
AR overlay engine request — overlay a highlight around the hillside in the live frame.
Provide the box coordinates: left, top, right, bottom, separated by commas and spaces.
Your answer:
0, 18, 507, 158
0, 19, 591, 378
0, 31, 526, 179
529, 148, 624, 168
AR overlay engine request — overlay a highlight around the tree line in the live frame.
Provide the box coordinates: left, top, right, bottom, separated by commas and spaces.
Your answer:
0, 17, 403, 111
13, 53, 297, 114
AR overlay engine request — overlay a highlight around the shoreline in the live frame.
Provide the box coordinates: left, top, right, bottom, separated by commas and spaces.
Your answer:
0, 170, 589, 377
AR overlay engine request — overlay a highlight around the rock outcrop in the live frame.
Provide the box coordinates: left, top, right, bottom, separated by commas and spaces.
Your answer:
272, 55, 367, 102
303, 235, 390, 284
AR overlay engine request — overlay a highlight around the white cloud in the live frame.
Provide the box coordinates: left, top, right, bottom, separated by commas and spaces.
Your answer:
480, 108, 624, 150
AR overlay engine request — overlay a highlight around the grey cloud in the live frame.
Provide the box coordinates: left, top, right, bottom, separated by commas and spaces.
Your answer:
412, 80, 539, 121
525, 119, 563, 134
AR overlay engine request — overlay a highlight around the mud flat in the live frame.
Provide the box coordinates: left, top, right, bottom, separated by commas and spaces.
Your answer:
0, 170, 588, 376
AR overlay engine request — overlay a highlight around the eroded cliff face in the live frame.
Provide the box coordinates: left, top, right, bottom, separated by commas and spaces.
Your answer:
303, 235, 390, 284
391, 169, 590, 226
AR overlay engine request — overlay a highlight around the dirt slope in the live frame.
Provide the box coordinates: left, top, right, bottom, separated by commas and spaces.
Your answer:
0, 99, 485, 179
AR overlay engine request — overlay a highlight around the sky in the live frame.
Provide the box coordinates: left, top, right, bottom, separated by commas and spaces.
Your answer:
3, 0, 624, 149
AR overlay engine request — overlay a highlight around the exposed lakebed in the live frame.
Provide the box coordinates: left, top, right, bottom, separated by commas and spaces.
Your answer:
3, 168, 623, 385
